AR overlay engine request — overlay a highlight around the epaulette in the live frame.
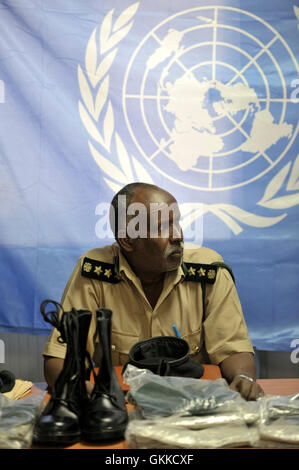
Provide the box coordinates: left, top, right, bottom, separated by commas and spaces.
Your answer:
181, 261, 235, 284
211, 261, 235, 284
181, 262, 218, 284
81, 256, 122, 284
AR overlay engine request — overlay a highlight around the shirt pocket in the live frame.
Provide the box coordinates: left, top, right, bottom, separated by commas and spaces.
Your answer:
181, 327, 209, 363
111, 329, 139, 366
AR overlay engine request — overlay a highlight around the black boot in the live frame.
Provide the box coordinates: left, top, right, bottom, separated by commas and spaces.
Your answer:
81, 308, 128, 441
33, 300, 92, 446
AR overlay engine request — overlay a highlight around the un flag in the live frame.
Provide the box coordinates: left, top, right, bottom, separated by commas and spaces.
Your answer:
0, 0, 298, 351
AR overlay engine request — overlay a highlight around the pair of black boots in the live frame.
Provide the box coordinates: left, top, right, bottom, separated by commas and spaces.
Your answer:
33, 301, 128, 446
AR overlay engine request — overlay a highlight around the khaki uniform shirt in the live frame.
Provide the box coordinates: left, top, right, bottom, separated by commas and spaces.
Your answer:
43, 244, 254, 366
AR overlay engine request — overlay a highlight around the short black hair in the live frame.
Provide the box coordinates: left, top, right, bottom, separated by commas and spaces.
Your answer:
109, 182, 160, 238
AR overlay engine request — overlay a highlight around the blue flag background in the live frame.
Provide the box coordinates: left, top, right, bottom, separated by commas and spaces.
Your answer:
0, 0, 298, 351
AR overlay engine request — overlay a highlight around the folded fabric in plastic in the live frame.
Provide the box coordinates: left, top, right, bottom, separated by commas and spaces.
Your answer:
124, 365, 243, 418
256, 394, 299, 446
124, 366, 299, 449
136, 402, 261, 429
125, 419, 259, 449
0, 393, 45, 449
264, 393, 299, 419
259, 415, 299, 445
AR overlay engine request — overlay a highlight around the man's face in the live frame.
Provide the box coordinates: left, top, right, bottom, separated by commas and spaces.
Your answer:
127, 187, 184, 274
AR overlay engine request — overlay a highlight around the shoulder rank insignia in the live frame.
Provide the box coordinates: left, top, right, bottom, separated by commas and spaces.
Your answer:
182, 262, 217, 284
81, 257, 122, 284
181, 261, 235, 284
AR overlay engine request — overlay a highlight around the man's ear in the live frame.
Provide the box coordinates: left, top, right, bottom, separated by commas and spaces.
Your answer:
117, 230, 135, 252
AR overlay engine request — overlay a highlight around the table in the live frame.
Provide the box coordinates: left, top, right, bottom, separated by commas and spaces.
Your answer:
256, 378, 299, 396
31, 365, 299, 450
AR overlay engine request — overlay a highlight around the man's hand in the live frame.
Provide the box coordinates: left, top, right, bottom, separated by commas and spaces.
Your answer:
220, 352, 265, 401
229, 374, 265, 401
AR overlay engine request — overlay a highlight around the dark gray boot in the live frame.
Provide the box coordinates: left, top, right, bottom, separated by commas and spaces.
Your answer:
33, 300, 92, 446
81, 308, 128, 441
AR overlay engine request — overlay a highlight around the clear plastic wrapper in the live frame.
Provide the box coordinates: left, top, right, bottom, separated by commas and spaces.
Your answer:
259, 415, 299, 445
123, 365, 299, 449
127, 401, 261, 430
125, 419, 259, 449
145, 412, 244, 429
236, 400, 261, 424
123, 365, 244, 418
0, 392, 45, 449
124, 366, 299, 449
255, 394, 299, 447
265, 393, 299, 418
123, 365, 259, 448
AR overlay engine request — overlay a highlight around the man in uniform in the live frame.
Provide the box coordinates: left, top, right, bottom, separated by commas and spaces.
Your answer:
43, 182, 264, 400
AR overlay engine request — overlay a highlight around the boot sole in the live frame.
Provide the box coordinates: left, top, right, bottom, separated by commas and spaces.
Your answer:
82, 426, 126, 442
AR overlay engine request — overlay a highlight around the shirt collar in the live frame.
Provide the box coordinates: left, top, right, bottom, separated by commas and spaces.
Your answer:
114, 246, 141, 284
114, 244, 185, 285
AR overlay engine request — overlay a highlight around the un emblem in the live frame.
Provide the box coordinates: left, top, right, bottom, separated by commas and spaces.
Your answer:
78, 3, 299, 234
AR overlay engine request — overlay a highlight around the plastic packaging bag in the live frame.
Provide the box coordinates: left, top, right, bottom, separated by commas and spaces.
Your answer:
125, 418, 259, 449
264, 393, 299, 419
123, 365, 260, 449
254, 393, 299, 447
0, 392, 46, 449
123, 364, 244, 418
132, 401, 261, 430
123, 365, 299, 449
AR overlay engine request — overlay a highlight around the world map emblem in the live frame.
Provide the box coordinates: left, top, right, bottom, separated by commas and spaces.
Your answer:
123, 6, 298, 191
78, 3, 299, 234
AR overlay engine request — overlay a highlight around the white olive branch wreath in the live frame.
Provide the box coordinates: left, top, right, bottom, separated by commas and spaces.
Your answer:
78, 3, 299, 235
78, 2, 153, 195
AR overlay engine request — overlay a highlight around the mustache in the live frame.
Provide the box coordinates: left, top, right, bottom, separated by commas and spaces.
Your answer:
166, 242, 184, 256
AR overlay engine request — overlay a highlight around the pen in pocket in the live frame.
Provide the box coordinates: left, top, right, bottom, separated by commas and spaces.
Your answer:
172, 324, 181, 338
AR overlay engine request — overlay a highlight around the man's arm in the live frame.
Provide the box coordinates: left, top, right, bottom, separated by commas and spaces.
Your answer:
220, 352, 264, 400
44, 356, 64, 391
44, 356, 94, 395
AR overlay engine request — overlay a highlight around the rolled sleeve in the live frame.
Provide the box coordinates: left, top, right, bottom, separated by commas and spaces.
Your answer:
43, 326, 66, 359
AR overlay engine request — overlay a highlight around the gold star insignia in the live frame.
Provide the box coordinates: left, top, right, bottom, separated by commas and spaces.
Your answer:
104, 268, 112, 278
207, 269, 216, 280
188, 266, 196, 276
94, 266, 102, 276
83, 262, 92, 273
198, 267, 206, 277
